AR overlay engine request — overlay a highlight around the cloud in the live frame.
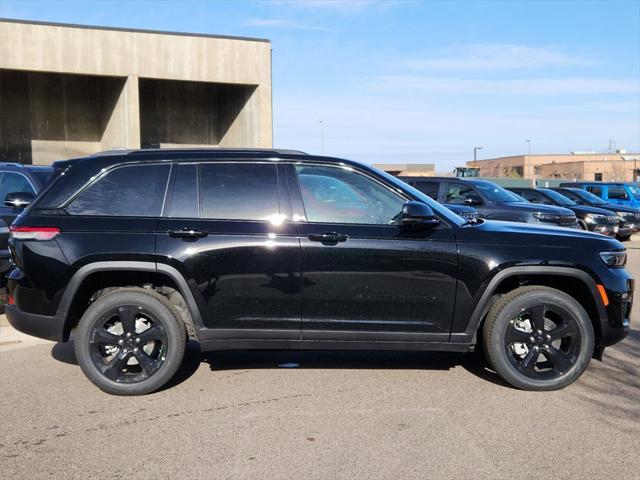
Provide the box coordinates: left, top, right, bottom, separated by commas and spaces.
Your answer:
370, 76, 638, 95
407, 43, 597, 71
243, 17, 331, 31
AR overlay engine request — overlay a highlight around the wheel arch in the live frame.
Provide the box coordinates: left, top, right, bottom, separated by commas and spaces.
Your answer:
454, 266, 607, 346
56, 261, 203, 341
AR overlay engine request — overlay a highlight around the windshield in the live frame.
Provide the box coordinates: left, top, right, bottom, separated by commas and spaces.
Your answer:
570, 188, 607, 205
470, 180, 523, 202
628, 184, 640, 198
540, 189, 576, 206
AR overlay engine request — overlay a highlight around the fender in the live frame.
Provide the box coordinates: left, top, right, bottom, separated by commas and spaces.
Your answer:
450, 265, 607, 344
56, 261, 204, 339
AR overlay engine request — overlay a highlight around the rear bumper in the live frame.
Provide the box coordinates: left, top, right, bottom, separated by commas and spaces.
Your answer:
5, 304, 65, 342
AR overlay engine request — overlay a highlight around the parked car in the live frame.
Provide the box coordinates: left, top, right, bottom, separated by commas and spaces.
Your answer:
551, 187, 640, 241
559, 182, 640, 209
400, 176, 579, 228
0, 163, 56, 225
5, 149, 631, 395
507, 187, 619, 237
0, 219, 9, 313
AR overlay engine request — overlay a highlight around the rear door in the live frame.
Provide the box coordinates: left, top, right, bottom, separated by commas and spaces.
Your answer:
155, 161, 302, 338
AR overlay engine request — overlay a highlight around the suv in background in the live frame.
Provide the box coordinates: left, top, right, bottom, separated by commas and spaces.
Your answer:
0, 163, 55, 225
559, 182, 640, 209
6, 149, 632, 395
402, 176, 579, 228
398, 178, 478, 222
508, 187, 619, 237
552, 187, 640, 241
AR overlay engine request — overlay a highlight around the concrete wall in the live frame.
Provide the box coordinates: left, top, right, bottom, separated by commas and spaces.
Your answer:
0, 19, 272, 164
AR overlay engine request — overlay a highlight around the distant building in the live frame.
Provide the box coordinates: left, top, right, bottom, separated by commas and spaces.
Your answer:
373, 163, 435, 177
0, 19, 272, 164
469, 152, 640, 182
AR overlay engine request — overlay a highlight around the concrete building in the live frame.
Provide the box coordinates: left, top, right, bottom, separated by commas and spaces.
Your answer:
469, 152, 640, 182
373, 163, 435, 177
0, 19, 272, 164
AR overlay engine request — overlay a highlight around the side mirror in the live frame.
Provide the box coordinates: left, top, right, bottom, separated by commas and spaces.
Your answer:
464, 194, 483, 206
400, 201, 440, 229
5, 191, 35, 209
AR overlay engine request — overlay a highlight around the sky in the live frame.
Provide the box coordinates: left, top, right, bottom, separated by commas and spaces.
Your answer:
1, 0, 639, 172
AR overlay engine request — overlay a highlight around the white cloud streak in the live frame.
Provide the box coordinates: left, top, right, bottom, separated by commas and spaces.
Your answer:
244, 17, 331, 30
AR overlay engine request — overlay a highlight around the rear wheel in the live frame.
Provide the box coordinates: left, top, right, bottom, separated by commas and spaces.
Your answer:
483, 286, 594, 390
75, 288, 187, 395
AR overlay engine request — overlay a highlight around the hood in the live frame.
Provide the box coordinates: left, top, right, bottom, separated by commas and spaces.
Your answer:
494, 201, 575, 216
458, 219, 624, 249
569, 204, 618, 216
599, 203, 640, 214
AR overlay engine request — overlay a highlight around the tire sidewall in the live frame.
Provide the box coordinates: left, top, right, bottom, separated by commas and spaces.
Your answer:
75, 290, 186, 395
486, 289, 594, 390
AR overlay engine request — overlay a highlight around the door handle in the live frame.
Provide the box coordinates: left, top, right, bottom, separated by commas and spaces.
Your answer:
308, 232, 348, 243
168, 228, 208, 239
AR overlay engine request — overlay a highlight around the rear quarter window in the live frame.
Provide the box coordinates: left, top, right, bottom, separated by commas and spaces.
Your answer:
66, 163, 171, 216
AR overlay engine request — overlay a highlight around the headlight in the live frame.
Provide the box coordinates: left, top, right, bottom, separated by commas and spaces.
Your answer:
599, 251, 627, 268
585, 214, 606, 223
533, 213, 559, 223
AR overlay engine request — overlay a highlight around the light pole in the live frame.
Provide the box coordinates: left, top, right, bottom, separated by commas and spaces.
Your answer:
473, 146, 483, 167
318, 120, 324, 154
525, 139, 531, 154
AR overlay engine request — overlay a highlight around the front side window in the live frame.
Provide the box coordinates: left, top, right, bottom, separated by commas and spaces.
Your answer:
199, 163, 280, 221
608, 186, 628, 200
66, 164, 170, 216
587, 185, 602, 197
0, 172, 35, 202
295, 165, 405, 225
445, 183, 476, 204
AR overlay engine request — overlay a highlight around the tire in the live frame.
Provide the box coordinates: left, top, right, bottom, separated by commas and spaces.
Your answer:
74, 287, 187, 395
617, 234, 632, 242
483, 286, 594, 391
0, 287, 8, 315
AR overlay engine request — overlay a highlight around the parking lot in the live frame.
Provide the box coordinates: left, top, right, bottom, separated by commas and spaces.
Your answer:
0, 247, 638, 479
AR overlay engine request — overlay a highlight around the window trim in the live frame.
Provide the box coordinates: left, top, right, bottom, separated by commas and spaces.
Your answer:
289, 161, 412, 226
62, 162, 172, 218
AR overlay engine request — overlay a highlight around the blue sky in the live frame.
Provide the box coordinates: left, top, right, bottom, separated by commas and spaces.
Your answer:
1, 0, 639, 171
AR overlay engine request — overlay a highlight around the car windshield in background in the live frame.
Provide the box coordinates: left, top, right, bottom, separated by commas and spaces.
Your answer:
542, 189, 576, 206
571, 189, 608, 205
628, 184, 640, 198
32, 169, 55, 186
471, 180, 522, 202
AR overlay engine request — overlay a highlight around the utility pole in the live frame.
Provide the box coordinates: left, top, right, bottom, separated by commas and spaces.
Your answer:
318, 120, 324, 154
473, 146, 483, 167
525, 139, 531, 154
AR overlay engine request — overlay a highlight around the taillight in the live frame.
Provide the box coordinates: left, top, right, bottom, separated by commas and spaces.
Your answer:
10, 226, 60, 241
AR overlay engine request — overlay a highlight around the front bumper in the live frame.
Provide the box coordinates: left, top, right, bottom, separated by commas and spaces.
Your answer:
590, 223, 618, 236
5, 304, 66, 342
599, 279, 633, 347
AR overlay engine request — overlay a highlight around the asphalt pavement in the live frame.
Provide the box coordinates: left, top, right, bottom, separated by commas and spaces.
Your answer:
1, 245, 639, 479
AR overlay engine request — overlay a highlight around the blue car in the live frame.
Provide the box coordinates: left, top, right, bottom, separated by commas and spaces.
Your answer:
559, 182, 640, 209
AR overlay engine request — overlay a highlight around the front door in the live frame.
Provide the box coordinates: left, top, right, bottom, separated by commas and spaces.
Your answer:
155, 161, 302, 339
286, 163, 458, 342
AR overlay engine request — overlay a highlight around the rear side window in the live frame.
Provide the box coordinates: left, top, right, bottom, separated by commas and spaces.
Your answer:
608, 186, 628, 200
199, 163, 280, 221
0, 172, 35, 201
66, 164, 171, 216
413, 181, 439, 199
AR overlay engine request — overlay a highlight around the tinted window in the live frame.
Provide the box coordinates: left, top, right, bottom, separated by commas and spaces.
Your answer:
445, 183, 476, 204
470, 180, 522, 202
0, 172, 35, 202
540, 189, 576, 206
587, 185, 602, 197
413, 181, 439, 199
32, 169, 54, 186
295, 165, 405, 225
519, 190, 548, 204
67, 164, 170, 216
200, 163, 280, 221
168, 164, 198, 218
608, 186, 628, 200
563, 188, 607, 205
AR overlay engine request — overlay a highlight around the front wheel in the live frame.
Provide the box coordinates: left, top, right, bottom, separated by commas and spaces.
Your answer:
483, 286, 594, 391
75, 288, 187, 395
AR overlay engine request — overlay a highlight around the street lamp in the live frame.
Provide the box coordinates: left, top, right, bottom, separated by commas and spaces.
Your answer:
525, 139, 531, 154
473, 146, 483, 167
318, 120, 324, 154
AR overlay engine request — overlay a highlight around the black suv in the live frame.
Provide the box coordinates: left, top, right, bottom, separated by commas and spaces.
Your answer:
508, 187, 619, 237
552, 187, 640, 241
5, 150, 632, 395
401, 176, 579, 228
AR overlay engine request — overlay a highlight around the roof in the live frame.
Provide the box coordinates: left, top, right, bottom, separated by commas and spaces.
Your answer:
0, 18, 270, 43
